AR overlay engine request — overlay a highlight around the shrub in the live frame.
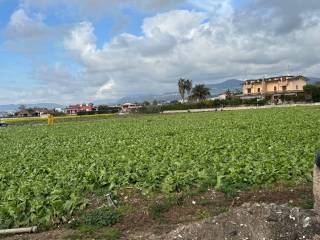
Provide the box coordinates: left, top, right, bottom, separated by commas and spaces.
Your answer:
160, 98, 268, 112
97, 105, 120, 114
148, 201, 172, 218
77, 111, 96, 116
84, 207, 121, 227
67, 219, 81, 229
148, 195, 184, 219
137, 105, 162, 114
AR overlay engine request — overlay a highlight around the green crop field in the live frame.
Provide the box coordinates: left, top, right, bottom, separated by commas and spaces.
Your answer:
3, 113, 115, 125
0, 107, 320, 228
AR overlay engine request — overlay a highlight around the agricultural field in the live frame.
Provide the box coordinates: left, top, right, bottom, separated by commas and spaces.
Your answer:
2, 113, 115, 125
0, 107, 319, 229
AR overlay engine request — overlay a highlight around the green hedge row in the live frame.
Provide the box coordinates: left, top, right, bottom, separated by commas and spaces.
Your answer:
137, 98, 268, 114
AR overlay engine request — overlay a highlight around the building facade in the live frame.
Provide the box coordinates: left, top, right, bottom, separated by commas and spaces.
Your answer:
65, 104, 95, 115
242, 75, 307, 101
121, 103, 142, 112
15, 108, 51, 117
210, 92, 230, 101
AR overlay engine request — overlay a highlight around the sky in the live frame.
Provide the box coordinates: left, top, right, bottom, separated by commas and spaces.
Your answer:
1, 0, 320, 105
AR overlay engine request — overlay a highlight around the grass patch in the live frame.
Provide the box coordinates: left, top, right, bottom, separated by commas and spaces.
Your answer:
215, 206, 229, 214
78, 224, 99, 234
196, 209, 211, 219
84, 207, 121, 227
148, 195, 184, 219
289, 197, 314, 209
117, 204, 135, 215
148, 201, 172, 219
98, 228, 121, 240
67, 219, 81, 229
4, 113, 115, 125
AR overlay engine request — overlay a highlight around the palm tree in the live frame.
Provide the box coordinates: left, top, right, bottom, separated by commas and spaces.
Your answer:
185, 79, 193, 98
178, 78, 186, 102
190, 84, 211, 101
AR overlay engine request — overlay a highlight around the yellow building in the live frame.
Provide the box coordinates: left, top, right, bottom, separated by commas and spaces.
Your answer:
242, 75, 307, 101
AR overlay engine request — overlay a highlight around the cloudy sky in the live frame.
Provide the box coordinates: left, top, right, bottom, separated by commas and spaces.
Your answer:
1, 0, 320, 104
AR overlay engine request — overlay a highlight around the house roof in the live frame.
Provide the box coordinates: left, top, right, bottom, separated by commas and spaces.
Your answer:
243, 75, 308, 85
122, 103, 136, 106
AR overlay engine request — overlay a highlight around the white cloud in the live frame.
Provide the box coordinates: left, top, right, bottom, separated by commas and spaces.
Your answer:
4, 0, 320, 104
143, 10, 207, 37
189, 0, 233, 17
23, 63, 87, 104
5, 9, 51, 53
4, 8, 66, 54
6, 9, 47, 37
33, 63, 79, 89
95, 80, 115, 100
20, 0, 187, 17
64, 22, 97, 62
61, 7, 320, 102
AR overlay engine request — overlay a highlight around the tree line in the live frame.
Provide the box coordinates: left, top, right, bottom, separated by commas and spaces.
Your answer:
178, 78, 210, 102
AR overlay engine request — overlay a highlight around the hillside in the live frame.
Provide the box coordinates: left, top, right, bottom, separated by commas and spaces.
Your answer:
206, 79, 243, 95
0, 103, 64, 113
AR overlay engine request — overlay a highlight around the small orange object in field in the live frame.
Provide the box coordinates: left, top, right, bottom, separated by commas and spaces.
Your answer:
48, 114, 54, 126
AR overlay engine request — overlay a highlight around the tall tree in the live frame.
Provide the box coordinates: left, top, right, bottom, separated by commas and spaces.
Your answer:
304, 84, 320, 102
185, 79, 193, 97
178, 78, 186, 102
190, 84, 211, 101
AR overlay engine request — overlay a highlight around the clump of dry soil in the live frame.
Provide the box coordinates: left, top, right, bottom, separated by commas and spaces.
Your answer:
131, 203, 320, 240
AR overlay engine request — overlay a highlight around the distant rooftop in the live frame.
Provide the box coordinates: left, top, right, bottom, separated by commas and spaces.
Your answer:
244, 75, 307, 84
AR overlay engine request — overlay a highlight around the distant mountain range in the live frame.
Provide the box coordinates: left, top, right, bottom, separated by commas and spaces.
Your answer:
114, 92, 181, 104
1, 77, 319, 112
206, 79, 243, 95
101, 79, 244, 105
308, 77, 320, 84
0, 103, 64, 113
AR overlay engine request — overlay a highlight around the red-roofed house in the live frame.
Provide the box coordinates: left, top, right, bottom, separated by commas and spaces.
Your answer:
65, 103, 95, 115
121, 103, 142, 112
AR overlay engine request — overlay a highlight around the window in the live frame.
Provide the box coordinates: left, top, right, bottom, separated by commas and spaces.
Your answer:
274, 86, 277, 91
296, 85, 299, 90
282, 86, 287, 91
247, 88, 251, 94
257, 88, 261, 93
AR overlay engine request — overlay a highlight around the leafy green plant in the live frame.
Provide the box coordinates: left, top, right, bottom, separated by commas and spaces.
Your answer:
84, 207, 121, 227
0, 106, 319, 227
148, 196, 181, 219
67, 219, 81, 229
148, 202, 170, 219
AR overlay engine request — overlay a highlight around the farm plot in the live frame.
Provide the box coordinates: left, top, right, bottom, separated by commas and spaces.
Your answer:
0, 107, 319, 228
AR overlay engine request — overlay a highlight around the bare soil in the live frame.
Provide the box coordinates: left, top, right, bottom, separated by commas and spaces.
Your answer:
2, 183, 314, 240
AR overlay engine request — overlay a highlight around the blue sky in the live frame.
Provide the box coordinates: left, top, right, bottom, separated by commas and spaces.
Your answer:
0, 0, 320, 104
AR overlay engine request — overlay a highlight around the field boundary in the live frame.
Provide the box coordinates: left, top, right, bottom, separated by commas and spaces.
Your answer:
162, 102, 320, 114
0, 113, 115, 124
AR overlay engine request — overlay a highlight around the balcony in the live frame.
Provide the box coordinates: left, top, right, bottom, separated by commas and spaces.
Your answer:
279, 81, 288, 87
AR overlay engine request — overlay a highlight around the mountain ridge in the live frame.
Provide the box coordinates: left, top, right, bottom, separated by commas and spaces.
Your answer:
0, 103, 64, 112
1, 77, 319, 111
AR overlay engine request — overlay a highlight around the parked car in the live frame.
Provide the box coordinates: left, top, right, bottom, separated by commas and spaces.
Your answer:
0, 122, 8, 128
